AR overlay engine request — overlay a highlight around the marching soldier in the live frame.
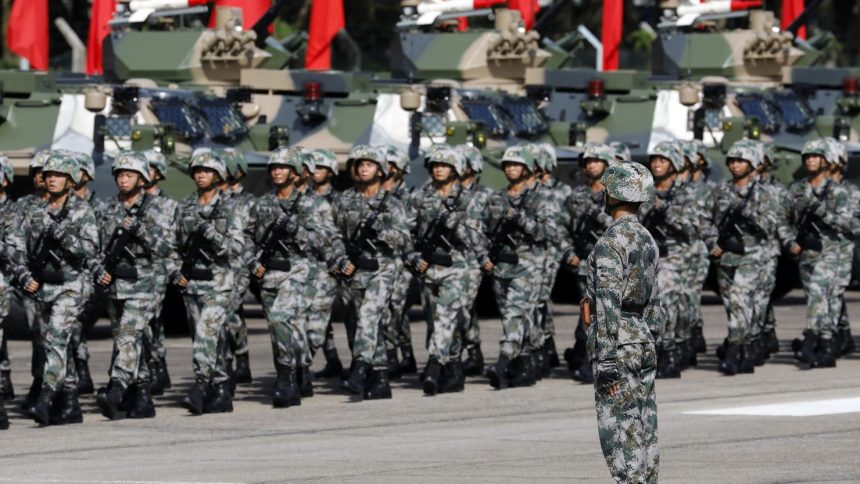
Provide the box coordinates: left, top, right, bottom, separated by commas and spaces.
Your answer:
408, 146, 486, 395
94, 151, 172, 420
21, 152, 99, 425
685, 140, 716, 354
789, 139, 854, 368
565, 143, 615, 383
334, 145, 410, 400
586, 161, 661, 484
175, 149, 244, 414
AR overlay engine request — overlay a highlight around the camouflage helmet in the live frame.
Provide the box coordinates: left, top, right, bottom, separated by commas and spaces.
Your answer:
501, 144, 536, 172
801, 138, 832, 164
601, 162, 655, 203
527, 143, 555, 172
680, 141, 699, 165
62, 151, 96, 182
268, 146, 307, 173
42, 152, 82, 183
726, 139, 763, 168
189, 147, 227, 180
384, 145, 411, 174
30, 149, 53, 175
457, 144, 483, 173
0, 155, 12, 185
536, 143, 558, 170
761, 142, 777, 168
609, 141, 631, 162
142, 149, 168, 179
690, 139, 711, 168
222, 147, 248, 178
112, 150, 152, 183
648, 141, 685, 172
425, 145, 465, 176
311, 149, 339, 175
822, 137, 846, 167
348, 144, 389, 176
581, 142, 616, 166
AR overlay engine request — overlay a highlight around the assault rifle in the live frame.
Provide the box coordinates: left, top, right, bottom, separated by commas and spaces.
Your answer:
487, 185, 533, 265
255, 191, 303, 279
345, 182, 401, 273
712, 189, 754, 258
100, 193, 153, 283
416, 187, 463, 268
29, 196, 71, 285
178, 199, 220, 282
795, 182, 830, 252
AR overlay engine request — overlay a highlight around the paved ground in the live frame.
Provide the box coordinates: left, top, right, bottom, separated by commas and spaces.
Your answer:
1, 289, 859, 483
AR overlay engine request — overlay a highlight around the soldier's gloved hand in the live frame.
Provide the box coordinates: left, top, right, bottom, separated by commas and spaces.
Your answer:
122, 217, 141, 235
595, 359, 621, 395
812, 202, 826, 218
47, 221, 67, 241
196, 220, 218, 241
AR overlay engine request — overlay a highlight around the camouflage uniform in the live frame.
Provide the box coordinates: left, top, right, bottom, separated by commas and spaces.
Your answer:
334, 145, 410, 398
705, 141, 776, 374
408, 147, 487, 394
0, 156, 27, 402
94, 152, 173, 419
456, 145, 495, 374
485, 145, 558, 388
564, 143, 615, 381
175, 149, 244, 413
640, 141, 697, 376
788, 139, 854, 367
21, 153, 99, 424
684, 141, 716, 351
587, 162, 660, 484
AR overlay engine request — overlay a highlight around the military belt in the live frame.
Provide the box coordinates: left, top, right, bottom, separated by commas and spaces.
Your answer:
267, 258, 291, 272
114, 263, 139, 280
188, 267, 214, 281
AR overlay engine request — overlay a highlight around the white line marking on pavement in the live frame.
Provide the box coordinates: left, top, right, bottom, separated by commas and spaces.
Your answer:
685, 397, 860, 417
0, 480, 245, 484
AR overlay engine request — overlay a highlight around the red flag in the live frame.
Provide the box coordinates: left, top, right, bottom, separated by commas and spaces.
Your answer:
781, 0, 806, 40
209, 0, 272, 30
601, 0, 623, 71
305, 0, 345, 70
86, 0, 117, 75
6, 0, 50, 70
508, 0, 540, 30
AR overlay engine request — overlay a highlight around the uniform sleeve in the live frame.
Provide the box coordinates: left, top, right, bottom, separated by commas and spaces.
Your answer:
376, 198, 411, 252
592, 238, 624, 362
457, 193, 489, 264
58, 205, 99, 261
821, 184, 855, 234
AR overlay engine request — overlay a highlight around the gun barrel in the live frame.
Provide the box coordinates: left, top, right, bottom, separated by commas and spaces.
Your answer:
128, 0, 208, 12
414, 0, 505, 25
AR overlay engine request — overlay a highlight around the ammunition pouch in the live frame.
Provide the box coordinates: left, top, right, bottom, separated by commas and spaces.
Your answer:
656, 242, 668, 258
188, 267, 214, 281
427, 252, 453, 268
799, 234, 823, 252
494, 251, 519, 265
39, 270, 66, 284
267, 258, 291, 272
354, 256, 380, 271
718, 234, 746, 255
113, 263, 139, 281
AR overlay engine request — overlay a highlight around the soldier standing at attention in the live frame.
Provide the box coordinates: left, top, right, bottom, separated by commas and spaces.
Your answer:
141, 150, 179, 395
334, 145, 410, 400
175, 149, 243, 415
585, 162, 661, 484
21, 152, 99, 425
564, 143, 615, 384
310, 149, 346, 379
789, 139, 853, 368
94, 152, 171, 420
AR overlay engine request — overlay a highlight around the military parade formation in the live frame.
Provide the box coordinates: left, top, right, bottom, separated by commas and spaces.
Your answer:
0, 134, 855, 437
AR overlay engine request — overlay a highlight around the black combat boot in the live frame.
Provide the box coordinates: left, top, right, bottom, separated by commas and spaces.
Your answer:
149, 361, 165, 396
398, 344, 418, 375
716, 337, 730, 361
52, 387, 83, 425
571, 360, 594, 383
693, 325, 707, 354
486, 354, 511, 389
272, 365, 301, 408
387, 349, 402, 380
738, 344, 756, 374
543, 336, 560, 368
75, 359, 94, 394
565, 321, 587, 371
764, 329, 780, 355
20, 378, 42, 411
233, 353, 252, 384
676, 344, 690, 371
656, 349, 680, 379
685, 340, 698, 367
794, 330, 818, 366
0, 370, 14, 401
297, 366, 314, 398
181, 381, 208, 415
0, 400, 8, 430
752, 339, 766, 366
96, 380, 128, 420
158, 361, 172, 390
508, 354, 537, 388
204, 382, 233, 413
441, 361, 465, 393
127, 384, 156, 419
531, 351, 546, 380
364, 369, 392, 400
315, 348, 344, 378
30, 386, 56, 425
838, 328, 855, 356
718, 343, 741, 376
342, 361, 369, 395
461, 347, 484, 376
422, 358, 442, 396
813, 337, 837, 368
